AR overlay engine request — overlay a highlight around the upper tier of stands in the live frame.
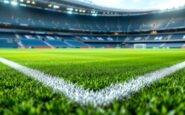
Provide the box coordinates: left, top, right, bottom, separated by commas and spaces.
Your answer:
0, 4, 185, 32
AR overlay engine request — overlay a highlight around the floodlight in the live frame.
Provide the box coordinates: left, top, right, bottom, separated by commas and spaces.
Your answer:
26, 0, 30, 4
32, 1, 35, 4
48, 4, 52, 7
11, 1, 18, 6
67, 8, 73, 11
53, 5, 60, 9
67, 11, 73, 14
4, 0, 10, 4
92, 13, 97, 16
20, 3, 27, 7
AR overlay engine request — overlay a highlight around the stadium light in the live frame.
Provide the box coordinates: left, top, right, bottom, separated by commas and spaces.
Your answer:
67, 8, 73, 11
31, 1, 35, 4
19, 3, 27, 7
3, 0, 10, 4
48, 4, 52, 7
53, 5, 60, 9
82, 10, 86, 13
19, 0, 24, 2
26, 0, 30, 4
67, 11, 73, 14
11, 1, 18, 6
92, 13, 97, 16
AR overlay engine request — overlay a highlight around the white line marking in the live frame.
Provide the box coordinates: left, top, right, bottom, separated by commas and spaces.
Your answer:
0, 57, 185, 106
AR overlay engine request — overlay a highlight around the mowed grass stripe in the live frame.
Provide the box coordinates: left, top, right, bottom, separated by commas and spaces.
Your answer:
1, 57, 185, 106
1, 49, 185, 90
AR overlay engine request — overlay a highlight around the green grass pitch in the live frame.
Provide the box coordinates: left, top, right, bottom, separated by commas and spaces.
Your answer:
0, 49, 185, 114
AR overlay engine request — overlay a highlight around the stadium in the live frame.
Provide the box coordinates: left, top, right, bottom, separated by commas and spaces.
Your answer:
0, 0, 185, 114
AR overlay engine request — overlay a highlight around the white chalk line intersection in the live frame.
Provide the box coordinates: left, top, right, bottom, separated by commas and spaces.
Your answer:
0, 57, 185, 106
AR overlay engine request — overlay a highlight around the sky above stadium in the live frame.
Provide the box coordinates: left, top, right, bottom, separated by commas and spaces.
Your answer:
77, 0, 185, 10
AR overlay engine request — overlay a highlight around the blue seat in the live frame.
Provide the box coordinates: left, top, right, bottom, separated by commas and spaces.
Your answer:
47, 40, 69, 48
0, 39, 18, 48
21, 39, 48, 47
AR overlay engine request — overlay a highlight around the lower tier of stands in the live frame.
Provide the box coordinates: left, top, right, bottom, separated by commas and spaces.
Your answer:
21, 39, 49, 48
46, 40, 68, 48
0, 39, 18, 48
0, 33, 185, 48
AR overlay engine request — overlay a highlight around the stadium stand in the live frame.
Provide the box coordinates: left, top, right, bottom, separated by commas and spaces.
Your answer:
0, 4, 185, 32
0, 3, 185, 48
17, 35, 49, 48
36, 35, 68, 48
0, 33, 184, 48
0, 34, 18, 48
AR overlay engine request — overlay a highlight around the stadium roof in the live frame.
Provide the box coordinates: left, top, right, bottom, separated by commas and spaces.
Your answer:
2, 0, 185, 16
44, 0, 185, 13
75, 0, 185, 10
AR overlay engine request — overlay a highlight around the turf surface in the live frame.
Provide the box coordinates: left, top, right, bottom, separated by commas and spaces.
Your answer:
0, 49, 185, 114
